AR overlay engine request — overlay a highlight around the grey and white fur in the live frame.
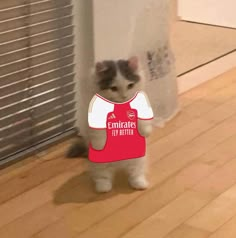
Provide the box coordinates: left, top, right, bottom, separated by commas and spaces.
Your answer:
67, 56, 153, 193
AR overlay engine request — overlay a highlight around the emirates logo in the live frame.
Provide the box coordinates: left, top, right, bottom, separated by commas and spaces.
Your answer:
127, 110, 135, 120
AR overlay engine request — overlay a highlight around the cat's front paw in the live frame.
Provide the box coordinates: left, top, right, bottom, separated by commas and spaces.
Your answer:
138, 124, 153, 137
129, 176, 149, 190
95, 180, 112, 193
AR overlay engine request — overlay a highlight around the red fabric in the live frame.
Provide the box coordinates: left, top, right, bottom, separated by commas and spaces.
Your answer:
89, 100, 146, 163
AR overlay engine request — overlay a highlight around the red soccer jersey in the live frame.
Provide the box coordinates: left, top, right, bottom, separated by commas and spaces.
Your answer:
88, 91, 153, 163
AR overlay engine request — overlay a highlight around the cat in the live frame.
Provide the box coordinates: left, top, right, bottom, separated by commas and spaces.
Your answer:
67, 56, 153, 193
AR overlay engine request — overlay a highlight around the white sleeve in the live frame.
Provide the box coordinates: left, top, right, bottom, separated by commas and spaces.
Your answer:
88, 95, 114, 129
130, 91, 154, 119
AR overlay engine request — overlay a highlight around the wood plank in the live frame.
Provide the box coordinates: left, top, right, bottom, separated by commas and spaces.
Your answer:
207, 215, 236, 238
179, 67, 236, 108
149, 68, 236, 141
0, 142, 80, 205
204, 81, 236, 104
186, 183, 236, 232
0, 169, 96, 238
148, 117, 213, 157
0, 203, 75, 238
0, 67, 236, 238
121, 190, 214, 238
0, 139, 73, 184
200, 134, 236, 167
0, 162, 214, 238
0, 161, 86, 229
193, 158, 236, 195
22, 108, 236, 237
150, 88, 236, 142
165, 224, 210, 238
32, 161, 215, 238
149, 93, 236, 146
150, 113, 236, 185
68, 113, 236, 238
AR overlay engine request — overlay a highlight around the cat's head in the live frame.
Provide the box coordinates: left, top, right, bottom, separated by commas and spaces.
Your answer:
93, 56, 144, 103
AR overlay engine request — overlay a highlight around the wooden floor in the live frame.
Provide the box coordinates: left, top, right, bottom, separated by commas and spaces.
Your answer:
1, 67, 236, 238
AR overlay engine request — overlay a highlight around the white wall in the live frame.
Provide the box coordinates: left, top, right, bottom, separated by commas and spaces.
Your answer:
178, 0, 236, 28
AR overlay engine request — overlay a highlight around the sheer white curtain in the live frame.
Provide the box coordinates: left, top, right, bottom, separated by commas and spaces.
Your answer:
76, 0, 180, 142
92, 0, 179, 127
129, 0, 180, 126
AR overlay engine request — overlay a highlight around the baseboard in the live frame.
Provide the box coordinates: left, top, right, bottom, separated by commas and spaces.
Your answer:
177, 50, 236, 94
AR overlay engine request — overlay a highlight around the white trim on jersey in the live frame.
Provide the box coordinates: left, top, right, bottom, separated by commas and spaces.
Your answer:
88, 91, 153, 129
130, 91, 154, 119
88, 95, 114, 128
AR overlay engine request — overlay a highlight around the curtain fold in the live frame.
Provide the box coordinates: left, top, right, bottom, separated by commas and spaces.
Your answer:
78, 0, 179, 139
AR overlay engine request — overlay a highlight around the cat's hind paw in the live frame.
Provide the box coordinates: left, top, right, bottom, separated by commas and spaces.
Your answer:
95, 180, 112, 193
129, 176, 149, 190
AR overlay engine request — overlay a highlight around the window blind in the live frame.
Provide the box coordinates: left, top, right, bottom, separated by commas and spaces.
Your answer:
0, 0, 77, 166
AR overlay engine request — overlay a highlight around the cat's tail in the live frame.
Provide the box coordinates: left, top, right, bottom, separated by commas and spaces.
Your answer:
66, 136, 88, 158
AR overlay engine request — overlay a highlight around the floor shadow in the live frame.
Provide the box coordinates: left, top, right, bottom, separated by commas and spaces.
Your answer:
53, 170, 135, 205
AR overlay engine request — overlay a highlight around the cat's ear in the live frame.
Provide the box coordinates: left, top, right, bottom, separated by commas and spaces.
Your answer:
95, 62, 108, 74
128, 56, 138, 72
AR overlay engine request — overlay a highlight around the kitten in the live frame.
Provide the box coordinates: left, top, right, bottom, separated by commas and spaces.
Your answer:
67, 56, 153, 193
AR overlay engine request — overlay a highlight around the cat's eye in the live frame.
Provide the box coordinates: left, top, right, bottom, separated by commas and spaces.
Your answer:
110, 86, 118, 92
127, 83, 134, 89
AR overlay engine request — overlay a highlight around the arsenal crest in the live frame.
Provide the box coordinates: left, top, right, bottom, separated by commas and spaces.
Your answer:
127, 110, 135, 120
